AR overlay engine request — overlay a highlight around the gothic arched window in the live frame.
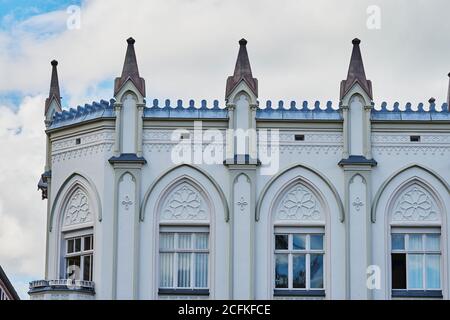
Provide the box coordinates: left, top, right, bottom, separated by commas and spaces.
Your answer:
389, 182, 443, 298
157, 180, 211, 296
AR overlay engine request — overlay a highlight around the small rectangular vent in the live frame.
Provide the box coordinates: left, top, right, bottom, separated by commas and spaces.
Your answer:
75, 138, 81, 145
181, 133, 190, 140
295, 134, 305, 141
410, 135, 421, 142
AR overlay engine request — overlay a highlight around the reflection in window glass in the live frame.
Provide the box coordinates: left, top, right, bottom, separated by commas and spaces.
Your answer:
310, 254, 324, 289
275, 254, 289, 288
292, 255, 306, 288
391, 234, 405, 250
293, 235, 306, 250
310, 235, 323, 250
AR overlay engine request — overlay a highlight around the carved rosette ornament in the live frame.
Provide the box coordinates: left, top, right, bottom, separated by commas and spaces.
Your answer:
392, 185, 439, 222
161, 183, 208, 221
64, 189, 92, 226
276, 184, 323, 221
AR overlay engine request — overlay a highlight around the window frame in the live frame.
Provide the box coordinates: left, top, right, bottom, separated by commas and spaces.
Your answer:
158, 226, 210, 295
390, 227, 443, 297
63, 230, 94, 282
273, 226, 325, 296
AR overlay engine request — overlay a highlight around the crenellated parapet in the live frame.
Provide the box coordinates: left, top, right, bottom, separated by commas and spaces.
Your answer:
143, 99, 227, 119
49, 99, 115, 129
372, 101, 450, 121
257, 100, 341, 120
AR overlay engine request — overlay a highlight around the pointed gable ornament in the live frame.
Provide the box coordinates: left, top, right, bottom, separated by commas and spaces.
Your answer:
44, 60, 62, 116
114, 37, 146, 97
225, 38, 258, 99
340, 38, 373, 100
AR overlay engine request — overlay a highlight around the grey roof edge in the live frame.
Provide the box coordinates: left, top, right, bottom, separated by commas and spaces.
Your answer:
108, 153, 147, 165
0, 265, 20, 300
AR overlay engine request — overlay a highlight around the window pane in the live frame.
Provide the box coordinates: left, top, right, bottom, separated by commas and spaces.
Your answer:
195, 233, 209, 250
74, 238, 81, 252
310, 254, 324, 288
426, 255, 440, 289
195, 253, 208, 288
159, 253, 173, 287
275, 235, 288, 250
293, 234, 306, 250
66, 256, 81, 280
178, 234, 192, 249
408, 234, 423, 251
392, 253, 406, 289
84, 236, 92, 251
275, 254, 288, 288
310, 235, 324, 250
292, 254, 306, 288
83, 255, 92, 281
391, 234, 405, 250
160, 233, 174, 250
408, 254, 424, 289
425, 234, 440, 251
177, 253, 191, 287
67, 239, 74, 253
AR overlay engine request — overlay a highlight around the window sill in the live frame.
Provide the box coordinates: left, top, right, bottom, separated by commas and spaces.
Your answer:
158, 288, 210, 296
392, 290, 443, 298
273, 289, 325, 297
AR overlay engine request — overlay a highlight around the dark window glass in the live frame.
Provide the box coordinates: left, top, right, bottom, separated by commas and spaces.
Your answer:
67, 239, 74, 253
310, 254, 324, 288
392, 253, 406, 289
84, 236, 92, 251
74, 238, 81, 252
275, 254, 288, 288
275, 234, 289, 250
292, 254, 306, 288
83, 255, 92, 281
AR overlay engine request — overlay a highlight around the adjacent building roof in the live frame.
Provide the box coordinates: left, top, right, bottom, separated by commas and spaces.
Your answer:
0, 265, 20, 300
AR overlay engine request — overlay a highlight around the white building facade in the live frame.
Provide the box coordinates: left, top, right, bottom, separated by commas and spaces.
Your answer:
29, 37, 450, 300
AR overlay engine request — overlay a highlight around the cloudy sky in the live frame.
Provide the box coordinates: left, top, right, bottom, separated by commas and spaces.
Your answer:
0, 0, 449, 299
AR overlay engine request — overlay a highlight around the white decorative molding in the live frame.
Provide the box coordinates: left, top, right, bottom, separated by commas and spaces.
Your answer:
64, 189, 93, 227
52, 143, 114, 163
372, 134, 450, 144
160, 182, 209, 221
53, 131, 115, 152
352, 197, 364, 212
121, 196, 133, 211
237, 197, 248, 211
391, 184, 440, 222
275, 184, 323, 221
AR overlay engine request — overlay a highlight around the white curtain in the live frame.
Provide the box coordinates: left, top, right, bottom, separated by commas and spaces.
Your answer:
195, 253, 208, 288
426, 255, 440, 289
159, 253, 173, 287
178, 253, 191, 287
408, 254, 423, 289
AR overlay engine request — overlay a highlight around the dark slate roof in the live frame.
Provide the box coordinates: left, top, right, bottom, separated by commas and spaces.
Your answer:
338, 155, 377, 167
46, 97, 450, 130
0, 265, 20, 300
144, 99, 228, 119
49, 99, 115, 130
371, 102, 450, 121
114, 37, 146, 97
44, 60, 62, 115
256, 100, 342, 121
225, 39, 258, 99
340, 38, 373, 100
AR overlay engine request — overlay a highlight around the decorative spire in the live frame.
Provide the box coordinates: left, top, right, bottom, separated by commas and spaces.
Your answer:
340, 38, 373, 100
114, 37, 146, 97
225, 38, 258, 99
45, 60, 62, 115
